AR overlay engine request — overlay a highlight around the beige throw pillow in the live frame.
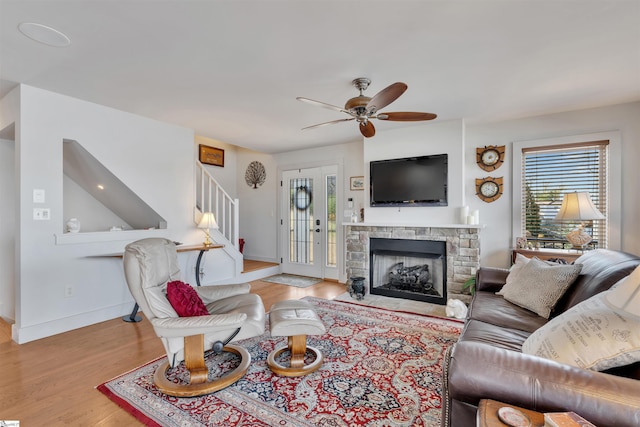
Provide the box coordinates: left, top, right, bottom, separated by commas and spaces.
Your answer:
522, 291, 640, 371
496, 253, 531, 296
498, 257, 582, 318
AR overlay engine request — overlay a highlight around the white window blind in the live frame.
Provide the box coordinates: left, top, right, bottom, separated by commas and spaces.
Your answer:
521, 140, 608, 249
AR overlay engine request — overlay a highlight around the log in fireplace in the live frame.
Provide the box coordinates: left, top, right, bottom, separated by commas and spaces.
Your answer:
369, 238, 447, 305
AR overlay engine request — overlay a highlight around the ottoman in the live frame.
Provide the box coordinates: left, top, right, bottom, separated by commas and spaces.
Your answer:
267, 300, 326, 377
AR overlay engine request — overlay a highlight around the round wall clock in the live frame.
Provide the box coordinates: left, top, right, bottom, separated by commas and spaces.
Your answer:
476, 145, 505, 171
476, 177, 504, 203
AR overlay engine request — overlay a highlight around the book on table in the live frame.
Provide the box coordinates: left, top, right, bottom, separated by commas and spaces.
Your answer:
544, 411, 596, 427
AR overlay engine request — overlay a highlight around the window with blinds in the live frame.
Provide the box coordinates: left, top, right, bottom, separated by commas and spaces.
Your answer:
521, 140, 608, 249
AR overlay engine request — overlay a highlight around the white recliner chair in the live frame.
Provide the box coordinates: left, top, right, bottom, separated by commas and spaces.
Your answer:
123, 237, 265, 397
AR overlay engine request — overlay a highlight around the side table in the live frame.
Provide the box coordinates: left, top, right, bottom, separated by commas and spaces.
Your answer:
477, 399, 544, 427
511, 248, 582, 264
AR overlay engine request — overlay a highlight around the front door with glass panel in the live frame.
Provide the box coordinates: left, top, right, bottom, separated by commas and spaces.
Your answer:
281, 166, 337, 279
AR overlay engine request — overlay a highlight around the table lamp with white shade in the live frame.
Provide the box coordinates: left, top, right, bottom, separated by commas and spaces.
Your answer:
197, 212, 218, 247
554, 192, 604, 250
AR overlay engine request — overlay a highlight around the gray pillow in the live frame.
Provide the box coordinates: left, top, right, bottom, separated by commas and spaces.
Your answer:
499, 257, 582, 318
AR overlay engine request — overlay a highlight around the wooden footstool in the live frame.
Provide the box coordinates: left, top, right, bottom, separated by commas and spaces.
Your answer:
267, 300, 326, 377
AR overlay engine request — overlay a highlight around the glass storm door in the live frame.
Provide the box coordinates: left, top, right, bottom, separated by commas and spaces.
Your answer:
281, 166, 337, 279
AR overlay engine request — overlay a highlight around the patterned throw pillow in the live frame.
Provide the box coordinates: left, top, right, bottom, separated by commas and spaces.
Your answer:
498, 257, 582, 318
522, 291, 640, 371
166, 281, 209, 317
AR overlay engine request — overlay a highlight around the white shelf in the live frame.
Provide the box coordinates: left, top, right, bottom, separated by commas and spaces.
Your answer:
54, 228, 168, 245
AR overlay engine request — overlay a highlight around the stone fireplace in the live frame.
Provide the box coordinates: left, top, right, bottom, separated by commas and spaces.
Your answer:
345, 224, 480, 304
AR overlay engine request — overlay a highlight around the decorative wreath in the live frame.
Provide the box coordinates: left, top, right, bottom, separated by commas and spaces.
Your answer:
293, 185, 312, 210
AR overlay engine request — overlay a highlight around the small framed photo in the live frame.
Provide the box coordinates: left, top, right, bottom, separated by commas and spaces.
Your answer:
350, 176, 364, 191
199, 145, 224, 167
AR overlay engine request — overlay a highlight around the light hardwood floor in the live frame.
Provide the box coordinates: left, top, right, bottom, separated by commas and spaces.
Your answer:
0, 268, 345, 426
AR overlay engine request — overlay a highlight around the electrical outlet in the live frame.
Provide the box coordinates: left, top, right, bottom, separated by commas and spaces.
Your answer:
33, 208, 51, 220
64, 284, 74, 298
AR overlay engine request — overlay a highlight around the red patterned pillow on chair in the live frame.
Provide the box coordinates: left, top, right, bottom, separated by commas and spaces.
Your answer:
166, 281, 209, 317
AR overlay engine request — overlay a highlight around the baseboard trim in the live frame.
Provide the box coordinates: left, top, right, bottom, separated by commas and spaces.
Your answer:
12, 302, 133, 344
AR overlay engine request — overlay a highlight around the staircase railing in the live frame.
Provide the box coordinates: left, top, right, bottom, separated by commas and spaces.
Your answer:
195, 161, 239, 250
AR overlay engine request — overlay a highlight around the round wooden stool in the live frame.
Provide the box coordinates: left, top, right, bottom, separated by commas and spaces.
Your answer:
267, 300, 326, 377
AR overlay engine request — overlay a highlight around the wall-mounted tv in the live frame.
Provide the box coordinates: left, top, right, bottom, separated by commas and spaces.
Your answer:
370, 153, 448, 207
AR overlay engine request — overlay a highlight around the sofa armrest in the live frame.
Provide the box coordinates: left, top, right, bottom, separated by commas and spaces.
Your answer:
475, 267, 510, 292
445, 341, 640, 427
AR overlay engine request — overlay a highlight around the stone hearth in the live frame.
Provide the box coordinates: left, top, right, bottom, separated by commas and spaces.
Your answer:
345, 224, 480, 304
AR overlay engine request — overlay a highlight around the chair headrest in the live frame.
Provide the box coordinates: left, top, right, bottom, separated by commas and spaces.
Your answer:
125, 238, 181, 289
123, 238, 182, 319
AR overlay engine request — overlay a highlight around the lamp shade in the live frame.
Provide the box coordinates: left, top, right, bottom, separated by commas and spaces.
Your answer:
197, 212, 218, 230
555, 192, 605, 221
605, 265, 640, 317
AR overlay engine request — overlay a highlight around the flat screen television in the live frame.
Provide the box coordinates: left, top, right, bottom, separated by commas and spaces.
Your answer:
370, 153, 448, 207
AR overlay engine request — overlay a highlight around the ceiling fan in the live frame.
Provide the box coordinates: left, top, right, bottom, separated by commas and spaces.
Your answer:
297, 78, 437, 138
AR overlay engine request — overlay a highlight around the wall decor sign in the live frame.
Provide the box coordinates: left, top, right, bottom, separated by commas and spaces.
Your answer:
350, 176, 364, 191
199, 145, 224, 167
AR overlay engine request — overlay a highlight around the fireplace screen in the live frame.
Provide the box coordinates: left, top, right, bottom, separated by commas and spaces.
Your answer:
369, 238, 446, 305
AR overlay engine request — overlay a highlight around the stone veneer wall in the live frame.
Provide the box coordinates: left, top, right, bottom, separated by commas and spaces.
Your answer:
345, 225, 480, 304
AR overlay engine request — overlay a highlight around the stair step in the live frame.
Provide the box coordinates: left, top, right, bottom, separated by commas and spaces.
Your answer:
241, 259, 280, 282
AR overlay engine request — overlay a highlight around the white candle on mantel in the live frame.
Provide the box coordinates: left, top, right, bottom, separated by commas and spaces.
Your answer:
461, 206, 469, 224
472, 210, 480, 225
467, 215, 475, 225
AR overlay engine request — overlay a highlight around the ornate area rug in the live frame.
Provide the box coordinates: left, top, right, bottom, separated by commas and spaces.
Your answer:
97, 297, 462, 426
260, 274, 322, 288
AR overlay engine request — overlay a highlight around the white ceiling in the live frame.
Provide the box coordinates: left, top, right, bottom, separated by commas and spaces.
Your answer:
1, 0, 639, 153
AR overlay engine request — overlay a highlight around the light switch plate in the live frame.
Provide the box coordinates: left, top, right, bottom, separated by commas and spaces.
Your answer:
33, 189, 45, 203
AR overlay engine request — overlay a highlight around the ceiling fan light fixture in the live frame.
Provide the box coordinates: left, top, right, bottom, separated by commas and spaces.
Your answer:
344, 95, 371, 111
297, 77, 436, 137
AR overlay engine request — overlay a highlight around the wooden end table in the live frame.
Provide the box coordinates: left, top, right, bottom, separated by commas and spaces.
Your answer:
477, 399, 545, 427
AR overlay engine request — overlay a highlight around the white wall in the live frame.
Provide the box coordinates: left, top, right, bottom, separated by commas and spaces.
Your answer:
3, 85, 201, 343
235, 148, 278, 262
0, 137, 16, 322
364, 120, 465, 225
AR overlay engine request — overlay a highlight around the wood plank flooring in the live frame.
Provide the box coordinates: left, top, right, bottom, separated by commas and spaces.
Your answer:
0, 274, 345, 426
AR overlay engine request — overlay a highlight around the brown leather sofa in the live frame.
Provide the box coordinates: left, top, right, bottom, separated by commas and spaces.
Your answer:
442, 249, 640, 427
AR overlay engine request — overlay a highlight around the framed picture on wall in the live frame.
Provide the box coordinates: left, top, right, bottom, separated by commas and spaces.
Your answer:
350, 176, 364, 190
199, 145, 224, 167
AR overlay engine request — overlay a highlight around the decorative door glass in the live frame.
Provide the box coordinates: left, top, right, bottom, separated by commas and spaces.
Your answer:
289, 178, 314, 264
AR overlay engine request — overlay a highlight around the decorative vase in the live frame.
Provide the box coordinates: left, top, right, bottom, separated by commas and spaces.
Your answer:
348, 276, 366, 300
66, 218, 81, 233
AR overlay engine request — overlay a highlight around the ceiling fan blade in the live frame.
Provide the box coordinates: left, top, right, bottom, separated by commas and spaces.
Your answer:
365, 82, 407, 115
377, 112, 437, 121
296, 97, 349, 114
359, 121, 376, 138
302, 118, 354, 130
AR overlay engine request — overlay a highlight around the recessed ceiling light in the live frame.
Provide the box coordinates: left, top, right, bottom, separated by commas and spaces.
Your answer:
97, 184, 105, 190
18, 22, 71, 47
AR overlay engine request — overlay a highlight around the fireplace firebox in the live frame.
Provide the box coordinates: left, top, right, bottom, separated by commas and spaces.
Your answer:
369, 238, 446, 305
